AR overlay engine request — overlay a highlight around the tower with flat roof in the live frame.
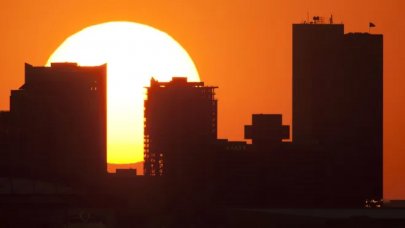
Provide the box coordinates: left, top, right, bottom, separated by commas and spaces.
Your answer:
9, 63, 107, 184
292, 19, 383, 206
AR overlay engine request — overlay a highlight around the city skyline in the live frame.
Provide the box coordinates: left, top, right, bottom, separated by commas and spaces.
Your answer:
0, 18, 398, 226
0, 0, 404, 200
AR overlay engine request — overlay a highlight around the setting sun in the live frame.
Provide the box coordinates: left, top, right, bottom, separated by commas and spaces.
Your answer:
47, 21, 200, 164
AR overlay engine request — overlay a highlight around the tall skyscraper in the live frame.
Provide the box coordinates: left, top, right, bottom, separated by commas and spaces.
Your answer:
292, 21, 383, 205
144, 77, 217, 176
293, 23, 345, 144
9, 63, 107, 183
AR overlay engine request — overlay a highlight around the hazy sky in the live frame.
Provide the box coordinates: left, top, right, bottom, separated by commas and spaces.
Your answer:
0, 0, 404, 199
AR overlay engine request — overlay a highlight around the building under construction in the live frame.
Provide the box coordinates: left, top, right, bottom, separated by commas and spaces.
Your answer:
144, 77, 217, 177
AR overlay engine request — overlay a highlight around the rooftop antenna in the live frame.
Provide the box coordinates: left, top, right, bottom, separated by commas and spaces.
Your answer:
313, 16, 323, 24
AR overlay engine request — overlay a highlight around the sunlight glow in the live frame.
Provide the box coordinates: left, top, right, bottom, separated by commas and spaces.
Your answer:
47, 21, 200, 163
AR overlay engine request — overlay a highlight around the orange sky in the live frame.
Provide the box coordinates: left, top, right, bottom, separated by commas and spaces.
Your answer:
0, 0, 404, 199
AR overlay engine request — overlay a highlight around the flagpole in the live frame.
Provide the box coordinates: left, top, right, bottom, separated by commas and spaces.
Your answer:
369, 22, 376, 33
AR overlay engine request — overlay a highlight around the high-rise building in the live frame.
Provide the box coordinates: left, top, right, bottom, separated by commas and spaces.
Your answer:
9, 63, 107, 183
292, 23, 345, 144
144, 77, 217, 176
292, 20, 383, 205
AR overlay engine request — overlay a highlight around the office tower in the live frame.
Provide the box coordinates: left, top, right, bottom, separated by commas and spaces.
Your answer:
9, 63, 107, 183
144, 77, 217, 176
292, 23, 345, 144
341, 33, 383, 203
292, 20, 383, 205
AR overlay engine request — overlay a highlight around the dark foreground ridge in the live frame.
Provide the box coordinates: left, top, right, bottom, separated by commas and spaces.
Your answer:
0, 19, 398, 227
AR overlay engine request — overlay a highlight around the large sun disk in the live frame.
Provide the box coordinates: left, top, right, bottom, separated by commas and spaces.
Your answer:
47, 21, 199, 163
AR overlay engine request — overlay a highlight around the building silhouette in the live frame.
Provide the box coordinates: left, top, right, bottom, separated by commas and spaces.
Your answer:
293, 23, 344, 144
0, 20, 391, 226
8, 63, 107, 184
293, 22, 383, 205
245, 114, 289, 148
213, 114, 288, 207
143, 77, 218, 217
210, 21, 384, 208
141, 21, 384, 207
144, 77, 217, 177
